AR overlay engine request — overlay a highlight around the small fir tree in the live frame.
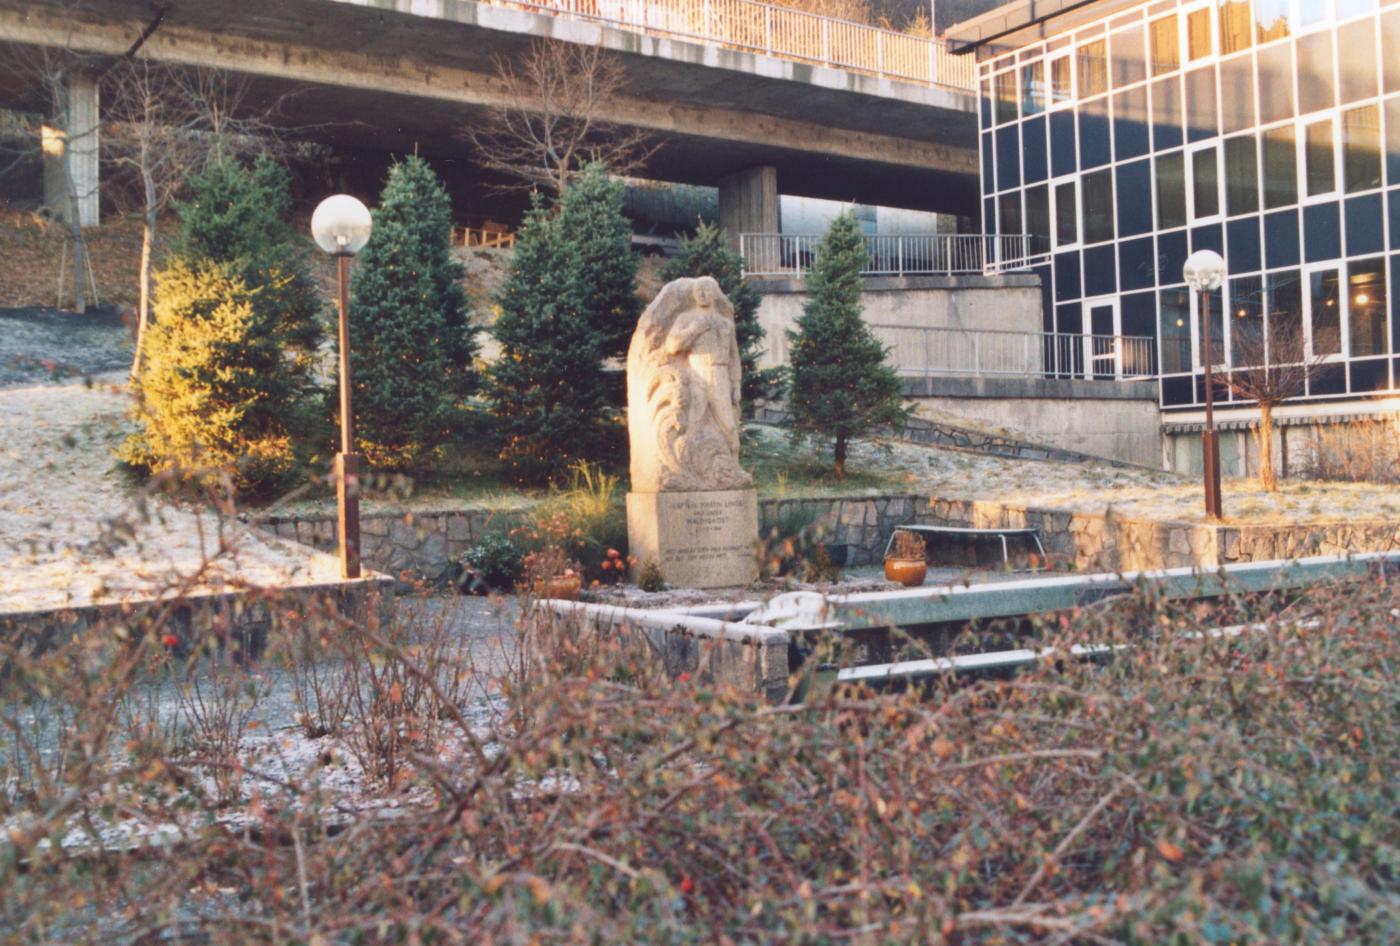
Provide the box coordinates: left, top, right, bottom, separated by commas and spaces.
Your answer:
123, 158, 320, 497
349, 156, 475, 470
786, 211, 908, 480
663, 218, 782, 413
485, 196, 614, 483
123, 259, 309, 496
555, 163, 640, 362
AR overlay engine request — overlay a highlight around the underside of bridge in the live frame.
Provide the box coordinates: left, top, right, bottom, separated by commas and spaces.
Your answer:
0, 0, 981, 227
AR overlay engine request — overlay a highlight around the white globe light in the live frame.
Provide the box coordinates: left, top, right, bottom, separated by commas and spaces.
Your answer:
311, 194, 373, 257
1182, 249, 1227, 292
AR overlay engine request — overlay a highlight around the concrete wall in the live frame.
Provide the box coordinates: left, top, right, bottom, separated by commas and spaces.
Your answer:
906, 376, 1164, 468
752, 273, 1043, 367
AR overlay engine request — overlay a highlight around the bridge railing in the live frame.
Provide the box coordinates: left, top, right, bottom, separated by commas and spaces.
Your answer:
492, 0, 975, 91
867, 325, 1160, 381
740, 233, 1034, 278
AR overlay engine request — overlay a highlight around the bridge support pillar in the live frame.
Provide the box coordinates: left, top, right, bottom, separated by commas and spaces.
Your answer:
718, 165, 779, 252
42, 70, 100, 228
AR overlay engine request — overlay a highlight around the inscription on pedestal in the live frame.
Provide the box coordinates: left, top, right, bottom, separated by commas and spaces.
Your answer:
627, 489, 759, 589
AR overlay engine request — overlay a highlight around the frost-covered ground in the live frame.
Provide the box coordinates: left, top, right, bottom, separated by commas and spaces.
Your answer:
754, 427, 1400, 526
0, 374, 341, 612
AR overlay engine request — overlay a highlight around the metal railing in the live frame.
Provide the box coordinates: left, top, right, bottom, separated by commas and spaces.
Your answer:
490, 0, 975, 90
740, 233, 1034, 278
865, 325, 1159, 381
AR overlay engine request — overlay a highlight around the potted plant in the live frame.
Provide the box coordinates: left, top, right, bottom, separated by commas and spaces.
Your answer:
884, 529, 927, 587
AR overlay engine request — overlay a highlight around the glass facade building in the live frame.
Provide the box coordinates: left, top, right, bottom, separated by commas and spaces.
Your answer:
970, 0, 1400, 410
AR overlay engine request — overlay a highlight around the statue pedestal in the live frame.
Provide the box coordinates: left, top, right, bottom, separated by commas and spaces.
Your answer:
627, 489, 759, 589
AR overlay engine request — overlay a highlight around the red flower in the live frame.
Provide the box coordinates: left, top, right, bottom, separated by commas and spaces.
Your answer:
679, 875, 694, 894
607, 548, 621, 559
161, 634, 179, 648
677, 672, 690, 683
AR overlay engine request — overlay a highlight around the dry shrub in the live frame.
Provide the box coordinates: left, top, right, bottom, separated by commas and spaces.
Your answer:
4, 572, 1400, 944
1302, 415, 1400, 483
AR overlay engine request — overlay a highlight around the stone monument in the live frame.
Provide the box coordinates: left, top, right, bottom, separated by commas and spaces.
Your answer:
626, 276, 759, 588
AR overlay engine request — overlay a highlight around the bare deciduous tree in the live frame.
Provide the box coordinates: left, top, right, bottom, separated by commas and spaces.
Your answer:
465, 40, 659, 195
104, 63, 290, 376
1223, 314, 1333, 491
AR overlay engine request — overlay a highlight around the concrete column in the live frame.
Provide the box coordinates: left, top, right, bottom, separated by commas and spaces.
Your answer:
42, 70, 100, 228
718, 165, 780, 253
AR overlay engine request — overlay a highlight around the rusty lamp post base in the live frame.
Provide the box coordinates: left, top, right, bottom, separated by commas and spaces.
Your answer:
1201, 428, 1222, 521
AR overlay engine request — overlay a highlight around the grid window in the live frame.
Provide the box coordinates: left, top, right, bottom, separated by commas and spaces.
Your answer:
1299, 0, 1332, 28
1349, 257, 1388, 357
1055, 180, 1078, 245
1184, 66, 1219, 140
1306, 119, 1336, 196
994, 70, 1018, 125
1229, 274, 1266, 367
1262, 126, 1298, 208
1025, 184, 1051, 252
1079, 40, 1108, 97
1111, 25, 1147, 87
1224, 135, 1260, 215
1342, 104, 1382, 193
1187, 7, 1213, 59
1050, 55, 1073, 104
1297, 31, 1336, 116
1156, 151, 1188, 228
1337, 19, 1378, 105
1022, 61, 1046, 115
1152, 76, 1184, 149
1310, 267, 1343, 355
999, 191, 1023, 237
1082, 168, 1116, 243
1219, 0, 1254, 52
1257, 42, 1296, 124
1150, 15, 1179, 74
1192, 147, 1220, 218
1255, 0, 1294, 41
1267, 271, 1304, 362
1160, 288, 1193, 373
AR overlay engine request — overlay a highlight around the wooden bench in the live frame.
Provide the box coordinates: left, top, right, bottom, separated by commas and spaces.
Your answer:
885, 524, 1047, 569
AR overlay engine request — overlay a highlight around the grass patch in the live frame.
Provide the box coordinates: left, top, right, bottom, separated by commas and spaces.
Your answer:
745, 425, 912, 499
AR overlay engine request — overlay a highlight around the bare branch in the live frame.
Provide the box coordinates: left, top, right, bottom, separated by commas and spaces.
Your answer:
465, 40, 660, 195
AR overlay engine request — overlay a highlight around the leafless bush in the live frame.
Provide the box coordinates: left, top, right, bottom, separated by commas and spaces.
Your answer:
1300, 415, 1400, 484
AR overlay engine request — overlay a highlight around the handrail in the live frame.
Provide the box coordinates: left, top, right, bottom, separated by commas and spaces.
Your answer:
865, 325, 1160, 381
739, 232, 1035, 278
489, 0, 975, 91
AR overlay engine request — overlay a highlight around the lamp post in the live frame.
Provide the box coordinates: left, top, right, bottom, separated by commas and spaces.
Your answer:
1183, 249, 1227, 520
311, 195, 373, 578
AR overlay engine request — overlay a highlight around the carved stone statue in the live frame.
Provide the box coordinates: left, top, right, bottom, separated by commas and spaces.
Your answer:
627, 276, 753, 494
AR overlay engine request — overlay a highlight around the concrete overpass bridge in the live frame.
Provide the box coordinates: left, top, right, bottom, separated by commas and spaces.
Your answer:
0, 0, 980, 232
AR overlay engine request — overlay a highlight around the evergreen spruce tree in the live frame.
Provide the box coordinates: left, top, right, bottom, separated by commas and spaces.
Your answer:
786, 211, 908, 480
663, 218, 781, 413
485, 196, 613, 483
555, 163, 639, 362
123, 157, 320, 497
171, 155, 322, 353
348, 156, 475, 470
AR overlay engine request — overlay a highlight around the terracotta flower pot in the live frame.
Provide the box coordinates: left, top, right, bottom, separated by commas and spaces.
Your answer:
535, 574, 583, 601
884, 557, 927, 587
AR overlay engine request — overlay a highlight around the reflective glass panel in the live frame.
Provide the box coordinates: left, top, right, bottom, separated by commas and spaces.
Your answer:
1348, 257, 1388, 357
1257, 41, 1296, 124
1262, 126, 1298, 208
1150, 15, 1179, 74
1022, 61, 1046, 115
1230, 275, 1266, 367
1267, 270, 1304, 363
1306, 119, 1335, 196
1337, 19, 1378, 104
1187, 8, 1213, 59
1225, 135, 1260, 215
1025, 184, 1051, 253
1185, 65, 1218, 141
994, 70, 1018, 125
1193, 146, 1220, 218
1310, 267, 1342, 355
1079, 40, 1108, 97
1220, 0, 1254, 52
1051, 55, 1073, 103
1157, 151, 1188, 227
1160, 287, 1193, 373
1296, 31, 1336, 116
1255, 0, 1293, 41
1342, 104, 1382, 193
1111, 26, 1147, 87
1082, 168, 1115, 244
1055, 180, 1078, 244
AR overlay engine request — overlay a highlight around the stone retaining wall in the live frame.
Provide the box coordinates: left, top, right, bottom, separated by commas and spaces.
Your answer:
258, 495, 924, 580
923, 497, 1400, 571
258, 493, 1400, 580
